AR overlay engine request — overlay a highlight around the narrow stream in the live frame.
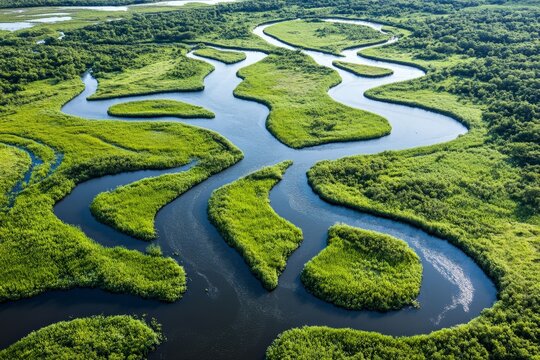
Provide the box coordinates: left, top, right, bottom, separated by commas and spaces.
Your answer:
0, 20, 496, 359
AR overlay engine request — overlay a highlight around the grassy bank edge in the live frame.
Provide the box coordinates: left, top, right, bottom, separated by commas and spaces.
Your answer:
332, 60, 393, 78
107, 99, 215, 119
208, 160, 303, 290
301, 223, 422, 311
0, 315, 162, 359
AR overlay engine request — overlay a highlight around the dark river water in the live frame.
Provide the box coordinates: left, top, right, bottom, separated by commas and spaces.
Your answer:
0, 19, 496, 359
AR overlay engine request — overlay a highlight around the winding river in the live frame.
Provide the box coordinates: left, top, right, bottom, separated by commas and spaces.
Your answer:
0, 20, 496, 359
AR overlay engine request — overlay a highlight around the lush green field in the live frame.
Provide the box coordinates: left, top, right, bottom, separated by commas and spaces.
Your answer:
193, 46, 247, 64
0, 316, 161, 359
90, 47, 213, 100
107, 99, 215, 119
264, 19, 389, 54
302, 224, 421, 311
332, 60, 393, 77
234, 49, 390, 148
208, 161, 303, 290
0, 134, 59, 184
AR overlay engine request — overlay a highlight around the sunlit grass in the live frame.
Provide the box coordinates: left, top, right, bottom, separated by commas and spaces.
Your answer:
302, 224, 422, 311
0, 76, 240, 302
90, 48, 213, 99
0, 315, 162, 360
91, 150, 242, 240
269, 69, 539, 359
333, 60, 393, 77
0, 144, 30, 209
108, 99, 215, 119
208, 161, 302, 290
193, 46, 246, 64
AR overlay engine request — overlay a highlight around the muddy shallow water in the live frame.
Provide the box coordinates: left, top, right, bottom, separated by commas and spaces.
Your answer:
0, 20, 496, 359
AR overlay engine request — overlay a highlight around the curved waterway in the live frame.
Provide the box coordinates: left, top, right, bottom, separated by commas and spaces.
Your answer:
0, 20, 496, 359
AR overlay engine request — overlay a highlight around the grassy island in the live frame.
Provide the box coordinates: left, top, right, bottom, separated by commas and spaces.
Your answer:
0, 1, 538, 359
264, 19, 388, 54
193, 47, 247, 64
332, 60, 393, 78
108, 99, 215, 119
0, 316, 161, 360
90, 48, 213, 100
302, 224, 422, 311
234, 49, 390, 148
208, 161, 303, 290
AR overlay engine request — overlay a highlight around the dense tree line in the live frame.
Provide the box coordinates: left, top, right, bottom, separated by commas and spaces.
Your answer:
64, 0, 505, 45
394, 7, 540, 210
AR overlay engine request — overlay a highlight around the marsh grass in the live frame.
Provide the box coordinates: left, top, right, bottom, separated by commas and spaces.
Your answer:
234, 49, 390, 148
332, 60, 393, 78
89, 48, 213, 100
269, 70, 540, 359
0, 77, 241, 303
0, 144, 31, 209
107, 99, 215, 119
302, 224, 422, 311
91, 153, 242, 241
0, 315, 162, 360
193, 46, 247, 64
208, 161, 303, 290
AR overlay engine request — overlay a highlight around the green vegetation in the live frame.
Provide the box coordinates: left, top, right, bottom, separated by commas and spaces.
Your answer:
264, 19, 389, 54
0, 0, 539, 357
302, 224, 421, 311
0, 144, 31, 209
0, 134, 58, 184
270, 92, 540, 359
0, 43, 203, 113
0, 0, 156, 7
146, 243, 163, 257
193, 46, 247, 64
91, 151, 242, 240
234, 49, 390, 148
90, 47, 214, 100
208, 161, 302, 290
268, 4, 540, 358
107, 99, 215, 119
66, 5, 277, 52
0, 74, 243, 302
332, 60, 393, 77
0, 315, 161, 359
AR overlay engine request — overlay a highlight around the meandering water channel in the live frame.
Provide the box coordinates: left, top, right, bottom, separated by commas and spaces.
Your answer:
0, 19, 496, 359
